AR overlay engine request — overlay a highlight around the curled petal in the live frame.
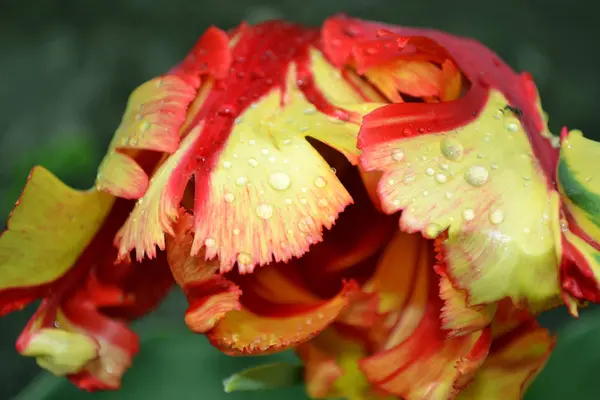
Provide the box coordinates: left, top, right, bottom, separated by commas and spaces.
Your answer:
207, 261, 357, 355
116, 21, 385, 271
166, 212, 241, 333
458, 320, 554, 399
0, 167, 113, 316
95, 26, 231, 199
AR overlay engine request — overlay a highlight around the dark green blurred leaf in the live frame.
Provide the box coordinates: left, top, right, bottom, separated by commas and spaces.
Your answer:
15, 328, 310, 400
526, 308, 600, 400
223, 362, 303, 393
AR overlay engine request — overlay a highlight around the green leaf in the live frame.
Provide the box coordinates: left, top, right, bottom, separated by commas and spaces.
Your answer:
525, 306, 600, 400
223, 362, 304, 393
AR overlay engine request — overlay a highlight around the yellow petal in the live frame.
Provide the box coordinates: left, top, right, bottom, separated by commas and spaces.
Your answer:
0, 167, 113, 307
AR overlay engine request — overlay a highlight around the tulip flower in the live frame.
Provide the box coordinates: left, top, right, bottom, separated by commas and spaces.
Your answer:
1, 13, 598, 399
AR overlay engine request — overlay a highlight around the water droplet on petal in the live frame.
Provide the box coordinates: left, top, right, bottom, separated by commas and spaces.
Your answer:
404, 173, 416, 184
224, 193, 235, 203
489, 210, 504, 224
506, 122, 519, 132
317, 198, 328, 207
435, 173, 448, 183
223, 161, 232, 169
462, 209, 475, 221
314, 176, 327, 188
204, 237, 216, 247
233, 227, 240, 235
441, 138, 464, 161
465, 166, 489, 186
268, 172, 291, 191
391, 149, 405, 161
426, 168, 435, 176
256, 203, 273, 220
236, 176, 248, 186
284, 198, 293, 205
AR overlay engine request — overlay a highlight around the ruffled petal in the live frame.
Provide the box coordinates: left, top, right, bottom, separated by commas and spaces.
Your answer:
95, 26, 231, 199
0, 167, 113, 316
206, 260, 357, 355
115, 21, 385, 272
165, 211, 241, 333
458, 320, 554, 399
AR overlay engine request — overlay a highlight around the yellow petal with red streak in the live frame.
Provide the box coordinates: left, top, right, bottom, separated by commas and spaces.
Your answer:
95, 75, 198, 199
0, 167, 113, 293
361, 89, 561, 308
457, 320, 554, 400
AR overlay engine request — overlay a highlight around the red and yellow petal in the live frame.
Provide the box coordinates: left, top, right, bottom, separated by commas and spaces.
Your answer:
458, 320, 554, 399
166, 211, 241, 333
115, 22, 385, 272
360, 89, 562, 308
95, 27, 231, 199
358, 232, 492, 399
0, 167, 113, 316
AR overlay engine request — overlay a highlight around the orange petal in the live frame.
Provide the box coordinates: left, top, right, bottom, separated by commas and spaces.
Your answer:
0, 167, 113, 316
364, 60, 442, 102
207, 263, 357, 355
441, 59, 463, 101
458, 320, 554, 399
166, 211, 241, 333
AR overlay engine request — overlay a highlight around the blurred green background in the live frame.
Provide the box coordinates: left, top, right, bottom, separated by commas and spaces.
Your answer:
1, 0, 598, 398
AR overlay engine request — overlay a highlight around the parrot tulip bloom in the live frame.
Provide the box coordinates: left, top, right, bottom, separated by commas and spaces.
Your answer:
1, 13, 599, 399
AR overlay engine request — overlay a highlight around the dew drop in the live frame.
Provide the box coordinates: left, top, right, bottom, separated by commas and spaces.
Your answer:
224, 193, 235, 203
303, 106, 317, 115
441, 138, 464, 161
223, 160, 232, 169
318, 198, 329, 207
249, 139, 256, 145
236, 176, 248, 186
268, 156, 276, 163
300, 197, 308, 204
465, 166, 489, 186
284, 198, 293, 205
248, 158, 259, 167
139, 120, 151, 133
314, 176, 327, 188
268, 172, 291, 190
204, 237, 216, 247
256, 203, 273, 220
440, 163, 449, 170
233, 227, 240, 235
506, 122, 519, 132
391, 149, 405, 161
404, 173, 416, 184
462, 209, 475, 221
426, 167, 435, 176
261, 148, 269, 155
489, 210, 504, 225
435, 173, 448, 183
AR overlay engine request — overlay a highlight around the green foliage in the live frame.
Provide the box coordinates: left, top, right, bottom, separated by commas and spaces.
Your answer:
223, 362, 304, 393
